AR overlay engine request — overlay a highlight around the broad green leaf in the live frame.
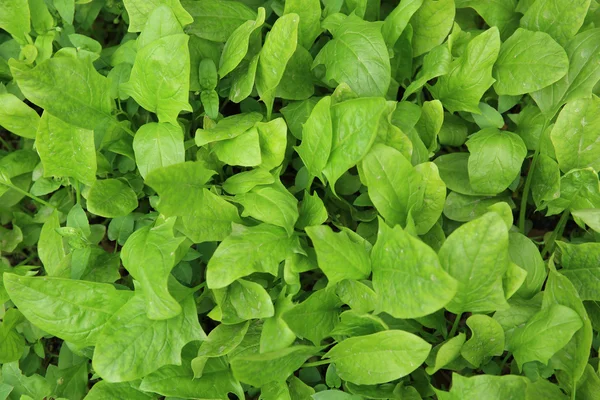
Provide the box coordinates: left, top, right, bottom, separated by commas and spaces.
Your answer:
360, 143, 421, 227
87, 179, 138, 218
551, 97, 600, 173
93, 290, 204, 382
260, 381, 291, 400
440, 374, 529, 399
256, 13, 299, 117
282, 287, 342, 345
235, 181, 298, 235
493, 28, 568, 95
275, 46, 315, 101
177, 189, 241, 243
281, 98, 318, 139
219, 7, 265, 78
547, 168, 600, 215
382, 0, 423, 48
460, 315, 504, 368
520, 0, 591, 45
335, 279, 378, 314
9, 57, 113, 130
132, 122, 185, 179
229, 55, 259, 103
213, 127, 262, 166
466, 128, 527, 194
229, 279, 274, 320
283, 0, 321, 49
572, 209, 600, 232
137, 5, 183, 49
295, 96, 332, 181
531, 28, 600, 117
372, 222, 457, 319
325, 330, 431, 385
426, 333, 466, 374
206, 223, 300, 289
0, 309, 25, 363
434, 153, 491, 196
1, 362, 52, 400
531, 153, 561, 209
508, 304, 582, 369
306, 226, 370, 284
145, 161, 216, 216
230, 346, 319, 387
471, 103, 505, 129
122, 34, 192, 123
123, 0, 192, 32
439, 212, 509, 314
121, 218, 187, 320
438, 113, 468, 146
0, 92, 39, 139
38, 211, 67, 277
222, 169, 275, 194
296, 191, 328, 229
260, 292, 296, 353
0, 0, 29, 43
314, 15, 391, 97
36, 112, 96, 186
455, 0, 519, 38
557, 242, 600, 301
415, 100, 443, 150
84, 381, 155, 400
45, 363, 88, 400
508, 232, 546, 298
195, 112, 263, 146
198, 321, 249, 357
404, 45, 451, 99
324, 97, 386, 189
543, 266, 593, 386
140, 353, 243, 399
256, 118, 287, 170
430, 27, 500, 113
331, 310, 388, 337
183, 0, 257, 42
3, 274, 132, 347
412, 162, 446, 234
493, 296, 542, 344
409, 0, 455, 57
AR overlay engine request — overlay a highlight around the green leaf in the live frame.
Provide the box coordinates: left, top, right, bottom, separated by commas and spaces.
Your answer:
213, 127, 262, 166
36, 112, 96, 186
3, 274, 132, 347
183, 0, 256, 42
520, 0, 591, 45
137, 6, 182, 48
140, 354, 243, 399
430, 27, 500, 113
508, 304, 582, 369
296, 191, 328, 229
123, 0, 192, 32
572, 209, 600, 232
275, 46, 315, 101
229, 279, 275, 320
87, 179, 138, 218
0, 92, 39, 139
335, 279, 378, 314
122, 34, 191, 123
382, 0, 423, 48
440, 374, 529, 399
84, 381, 155, 400
93, 289, 204, 382
439, 212, 509, 314
531, 153, 561, 209
206, 223, 300, 289
256, 13, 299, 118
1, 363, 51, 400
230, 346, 319, 387
531, 28, 600, 117
508, 232, 546, 298
435, 153, 488, 196
404, 45, 451, 100
426, 333, 466, 375
551, 97, 600, 173
219, 7, 265, 78
455, 0, 519, 38
557, 242, 600, 301
9, 57, 113, 130
0, 309, 25, 364
0, 0, 29, 43
295, 96, 332, 181
325, 330, 431, 385
121, 218, 187, 319
222, 169, 275, 195
256, 118, 287, 170
466, 128, 527, 194
493, 28, 568, 95
409, 0, 455, 57
132, 122, 185, 179
282, 287, 341, 345
412, 162, 447, 234
372, 222, 457, 319
460, 315, 504, 368
547, 168, 600, 215
195, 112, 263, 146
306, 225, 371, 284
283, 0, 321, 49
38, 211, 67, 277
198, 321, 249, 357
471, 103, 505, 129
314, 15, 391, 97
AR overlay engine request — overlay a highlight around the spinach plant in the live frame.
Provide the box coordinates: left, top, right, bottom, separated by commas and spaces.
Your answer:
0, 0, 600, 399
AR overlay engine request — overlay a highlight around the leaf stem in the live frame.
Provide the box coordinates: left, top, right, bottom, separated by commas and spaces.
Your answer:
301, 359, 332, 368
0, 181, 55, 208
541, 209, 570, 257
519, 119, 550, 234
448, 312, 462, 337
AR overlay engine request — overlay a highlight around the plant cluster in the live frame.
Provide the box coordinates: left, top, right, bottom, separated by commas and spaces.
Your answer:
1, 0, 600, 399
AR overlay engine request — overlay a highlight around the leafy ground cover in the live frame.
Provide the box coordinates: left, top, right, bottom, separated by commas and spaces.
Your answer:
1, 0, 600, 399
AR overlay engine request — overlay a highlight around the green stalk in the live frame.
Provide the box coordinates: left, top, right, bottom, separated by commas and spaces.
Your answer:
302, 359, 332, 368
448, 313, 463, 337
0, 181, 54, 208
541, 209, 570, 257
518, 119, 550, 234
